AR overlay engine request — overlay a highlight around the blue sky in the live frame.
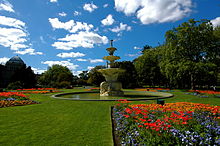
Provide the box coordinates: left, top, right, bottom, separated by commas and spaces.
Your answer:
0, 0, 219, 75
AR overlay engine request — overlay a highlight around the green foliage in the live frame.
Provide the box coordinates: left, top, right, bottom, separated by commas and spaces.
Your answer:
39, 64, 73, 88
87, 66, 105, 86
7, 81, 24, 90
114, 61, 139, 88
56, 81, 71, 89
161, 19, 220, 89
134, 46, 166, 87
10, 66, 36, 88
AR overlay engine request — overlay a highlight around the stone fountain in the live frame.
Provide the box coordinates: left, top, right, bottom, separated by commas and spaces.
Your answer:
98, 40, 125, 96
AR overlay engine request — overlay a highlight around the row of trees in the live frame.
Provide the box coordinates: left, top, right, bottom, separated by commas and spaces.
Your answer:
135, 19, 220, 89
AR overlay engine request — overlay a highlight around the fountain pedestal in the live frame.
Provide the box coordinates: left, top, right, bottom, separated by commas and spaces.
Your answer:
100, 81, 123, 96
99, 40, 125, 97
98, 68, 125, 96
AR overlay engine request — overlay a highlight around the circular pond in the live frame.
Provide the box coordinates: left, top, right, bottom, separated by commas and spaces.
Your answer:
52, 90, 173, 101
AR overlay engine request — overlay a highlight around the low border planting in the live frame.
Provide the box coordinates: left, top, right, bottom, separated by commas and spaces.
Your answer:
112, 100, 220, 145
0, 92, 38, 108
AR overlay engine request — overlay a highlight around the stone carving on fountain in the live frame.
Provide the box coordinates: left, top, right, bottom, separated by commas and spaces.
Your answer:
98, 40, 125, 96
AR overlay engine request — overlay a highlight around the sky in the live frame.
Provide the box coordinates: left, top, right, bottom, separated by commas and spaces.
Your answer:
0, 0, 219, 75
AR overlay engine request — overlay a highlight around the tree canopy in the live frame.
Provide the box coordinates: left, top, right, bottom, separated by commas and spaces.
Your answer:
39, 64, 73, 88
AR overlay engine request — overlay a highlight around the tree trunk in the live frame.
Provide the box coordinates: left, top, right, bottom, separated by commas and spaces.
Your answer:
190, 73, 195, 90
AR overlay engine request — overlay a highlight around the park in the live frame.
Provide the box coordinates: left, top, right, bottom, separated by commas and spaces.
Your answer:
0, 19, 220, 145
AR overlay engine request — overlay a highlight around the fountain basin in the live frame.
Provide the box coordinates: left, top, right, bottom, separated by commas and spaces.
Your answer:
52, 90, 173, 101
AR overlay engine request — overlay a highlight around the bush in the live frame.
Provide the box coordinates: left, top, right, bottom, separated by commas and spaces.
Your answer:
7, 81, 23, 90
56, 81, 71, 89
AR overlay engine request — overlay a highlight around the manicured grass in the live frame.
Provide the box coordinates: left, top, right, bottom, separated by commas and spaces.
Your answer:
0, 88, 219, 145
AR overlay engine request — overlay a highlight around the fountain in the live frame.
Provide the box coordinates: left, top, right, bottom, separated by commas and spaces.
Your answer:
52, 40, 174, 101
98, 40, 125, 96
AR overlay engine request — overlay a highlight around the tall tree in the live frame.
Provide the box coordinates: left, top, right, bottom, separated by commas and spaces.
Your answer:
87, 65, 105, 86
11, 66, 36, 88
39, 64, 73, 88
161, 19, 219, 89
135, 46, 166, 87
114, 61, 139, 88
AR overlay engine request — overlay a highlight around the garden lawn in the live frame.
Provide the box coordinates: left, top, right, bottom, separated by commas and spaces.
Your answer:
0, 89, 115, 146
0, 88, 219, 146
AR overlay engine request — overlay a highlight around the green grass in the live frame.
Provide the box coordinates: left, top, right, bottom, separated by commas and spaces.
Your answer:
0, 88, 219, 146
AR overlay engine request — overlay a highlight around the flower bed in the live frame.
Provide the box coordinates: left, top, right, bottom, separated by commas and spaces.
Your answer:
188, 90, 220, 95
112, 101, 220, 145
0, 92, 38, 108
16, 88, 60, 94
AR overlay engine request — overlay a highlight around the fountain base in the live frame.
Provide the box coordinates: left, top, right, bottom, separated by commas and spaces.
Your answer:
100, 81, 124, 96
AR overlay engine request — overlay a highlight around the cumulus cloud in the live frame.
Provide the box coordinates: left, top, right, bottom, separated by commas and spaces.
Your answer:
0, 15, 41, 55
0, 57, 10, 65
0, 16, 25, 29
87, 66, 94, 70
15, 48, 43, 55
49, 18, 94, 33
0, 0, 14, 12
89, 59, 104, 63
83, 3, 98, 12
58, 12, 67, 17
101, 14, 115, 26
76, 58, 104, 63
114, 0, 193, 24
49, 18, 108, 50
110, 23, 131, 33
0, 27, 28, 50
76, 58, 87, 62
50, 0, 57, 3
42, 60, 79, 70
57, 52, 86, 58
52, 31, 108, 50
211, 17, 220, 28
31, 67, 46, 74
73, 11, 81, 16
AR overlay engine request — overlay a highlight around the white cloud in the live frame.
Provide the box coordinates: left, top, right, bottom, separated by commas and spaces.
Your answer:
0, 57, 10, 65
73, 11, 81, 16
58, 12, 67, 17
57, 52, 86, 58
42, 60, 79, 70
0, 27, 28, 50
76, 58, 104, 63
49, 18, 74, 31
52, 31, 108, 50
103, 4, 109, 8
211, 17, 220, 28
15, 48, 43, 55
76, 58, 87, 62
50, 0, 57, 3
0, 16, 26, 29
87, 66, 94, 70
110, 23, 131, 33
31, 67, 46, 74
72, 70, 82, 76
134, 46, 141, 50
0, 1, 14, 12
126, 53, 140, 57
49, 18, 94, 33
114, 0, 193, 24
101, 14, 115, 26
89, 59, 104, 63
83, 3, 98, 12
